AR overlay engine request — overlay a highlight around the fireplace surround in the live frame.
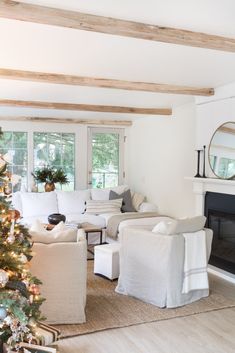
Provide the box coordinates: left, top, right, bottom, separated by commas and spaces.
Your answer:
205, 192, 235, 274
186, 176, 235, 280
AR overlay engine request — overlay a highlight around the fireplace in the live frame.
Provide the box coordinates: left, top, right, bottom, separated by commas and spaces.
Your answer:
205, 192, 235, 274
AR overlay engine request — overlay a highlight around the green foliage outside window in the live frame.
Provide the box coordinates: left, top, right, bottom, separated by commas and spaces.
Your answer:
92, 133, 119, 188
34, 132, 75, 191
0, 132, 28, 191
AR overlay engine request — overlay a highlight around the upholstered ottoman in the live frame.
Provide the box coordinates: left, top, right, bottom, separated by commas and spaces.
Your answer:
94, 243, 121, 280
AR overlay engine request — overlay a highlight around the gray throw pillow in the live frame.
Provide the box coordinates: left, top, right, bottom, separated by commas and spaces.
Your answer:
109, 189, 136, 213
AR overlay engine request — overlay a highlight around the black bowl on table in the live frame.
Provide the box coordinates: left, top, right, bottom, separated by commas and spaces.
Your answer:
48, 213, 66, 225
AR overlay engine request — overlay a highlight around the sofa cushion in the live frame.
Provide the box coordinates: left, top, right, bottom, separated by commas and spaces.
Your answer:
109, 189, 136, 212
91, 188, 110, 201
152, 216, 206, 235
56, 190, 90, 214
91, 185, 128, 200
21, 215, 50, 226
66, 213, 106, 228
85, 199, 123, 215
21, 214, 107, 229
29, 220, 77, 243
21, 192, 58, 218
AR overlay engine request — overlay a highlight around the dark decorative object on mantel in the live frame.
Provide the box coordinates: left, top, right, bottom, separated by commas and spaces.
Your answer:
194, 149, 203, 177
202, 145, 207, 178
48, 213, 66, 225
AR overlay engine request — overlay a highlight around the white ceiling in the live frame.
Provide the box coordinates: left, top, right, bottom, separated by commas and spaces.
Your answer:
0, 0, 235, 121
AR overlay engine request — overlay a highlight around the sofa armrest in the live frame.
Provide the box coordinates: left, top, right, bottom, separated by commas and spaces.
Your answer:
77, 228, 86, 242
118, 216, 172, 235
138, 202, 158, 212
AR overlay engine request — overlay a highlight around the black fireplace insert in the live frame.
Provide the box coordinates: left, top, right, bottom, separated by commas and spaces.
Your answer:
205, 192, 235, 274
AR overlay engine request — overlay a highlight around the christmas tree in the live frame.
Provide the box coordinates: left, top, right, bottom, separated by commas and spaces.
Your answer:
0, 128, 44, 352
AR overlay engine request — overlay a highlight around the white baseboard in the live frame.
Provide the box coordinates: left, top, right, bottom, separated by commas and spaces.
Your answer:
208, 265, 235, 284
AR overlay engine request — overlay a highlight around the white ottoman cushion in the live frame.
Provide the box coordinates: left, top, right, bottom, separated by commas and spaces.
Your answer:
94, 243, 121, 280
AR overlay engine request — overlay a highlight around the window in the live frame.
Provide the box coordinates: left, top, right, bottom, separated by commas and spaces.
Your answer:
33, 132, 75, 191
88, 128, 124, 189
0, 132, 27, 191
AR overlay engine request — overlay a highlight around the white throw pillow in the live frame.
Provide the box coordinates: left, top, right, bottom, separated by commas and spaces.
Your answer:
85, 199, 123, 214
91, 185, 128, 200
56, 190, 90, 214
152, 216, 206, 235
21, 192, 58, 218
131, 192, 145, 211
30, 220, 77, 243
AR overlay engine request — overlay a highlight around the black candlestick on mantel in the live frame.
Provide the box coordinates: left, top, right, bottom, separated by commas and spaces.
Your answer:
195, 149, 203, 177
202, 145, 207, 178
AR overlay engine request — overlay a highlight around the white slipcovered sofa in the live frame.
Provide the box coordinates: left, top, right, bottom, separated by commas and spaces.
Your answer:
116, 223, 213, 308
29, 233, 87, 324
12, 186, 158, 233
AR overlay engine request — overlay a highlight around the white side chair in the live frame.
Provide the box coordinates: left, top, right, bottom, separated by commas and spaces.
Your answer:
116, 226, 213, 308
30, 237, 87, 324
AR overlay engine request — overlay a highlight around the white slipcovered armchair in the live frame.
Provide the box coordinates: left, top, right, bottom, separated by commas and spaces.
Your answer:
30, 236, 87, 324
116, 226, 213, 308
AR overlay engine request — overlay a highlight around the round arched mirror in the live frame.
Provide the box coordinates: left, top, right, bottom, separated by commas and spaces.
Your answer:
209, 122, 235, 179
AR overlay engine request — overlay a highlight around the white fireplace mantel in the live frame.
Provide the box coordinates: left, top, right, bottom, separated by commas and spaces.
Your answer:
185, 177, 235, 215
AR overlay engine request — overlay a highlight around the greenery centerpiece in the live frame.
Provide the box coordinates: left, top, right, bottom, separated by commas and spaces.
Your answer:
0, 128, 45, 351
32, 167, 68, 192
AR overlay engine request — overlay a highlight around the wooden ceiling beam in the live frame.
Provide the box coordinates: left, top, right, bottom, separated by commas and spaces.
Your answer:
0, 68, 214, 96
0, 116, 133, 126
0, 2, 235, 52
0, 99, 172, 115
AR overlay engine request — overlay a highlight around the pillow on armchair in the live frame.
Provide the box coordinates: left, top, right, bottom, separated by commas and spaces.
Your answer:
29, 220, 77, 243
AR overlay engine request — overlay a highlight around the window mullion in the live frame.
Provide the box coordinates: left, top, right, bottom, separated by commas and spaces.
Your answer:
28, 131, 34, 192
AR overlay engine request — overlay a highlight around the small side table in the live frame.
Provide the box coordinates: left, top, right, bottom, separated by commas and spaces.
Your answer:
81, 222, 104, 255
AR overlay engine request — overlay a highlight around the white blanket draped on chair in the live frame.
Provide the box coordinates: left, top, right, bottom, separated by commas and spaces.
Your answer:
182, 230, 209, 294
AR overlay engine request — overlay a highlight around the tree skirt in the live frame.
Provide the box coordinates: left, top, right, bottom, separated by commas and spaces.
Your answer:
55, 262, 235, 339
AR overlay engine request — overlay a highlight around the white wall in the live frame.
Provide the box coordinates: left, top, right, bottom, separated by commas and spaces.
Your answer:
127, 103, 196, 218
195, 81, 235, 178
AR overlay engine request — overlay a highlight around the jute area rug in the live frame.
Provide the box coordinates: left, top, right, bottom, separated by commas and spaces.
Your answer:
56, 261, 235, 339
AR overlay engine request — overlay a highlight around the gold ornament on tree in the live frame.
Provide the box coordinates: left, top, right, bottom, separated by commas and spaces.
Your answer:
7, 209, 21, 221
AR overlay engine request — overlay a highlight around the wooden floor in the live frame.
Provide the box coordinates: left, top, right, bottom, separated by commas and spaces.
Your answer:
56, 274, 235, 353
